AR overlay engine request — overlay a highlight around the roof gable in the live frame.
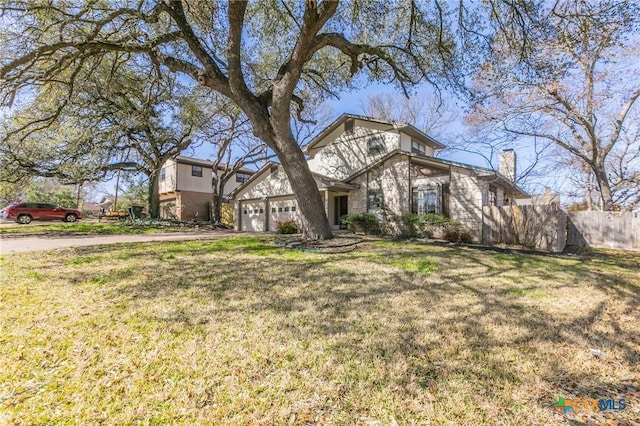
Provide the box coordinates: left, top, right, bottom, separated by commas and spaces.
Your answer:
304, 113, 445, 154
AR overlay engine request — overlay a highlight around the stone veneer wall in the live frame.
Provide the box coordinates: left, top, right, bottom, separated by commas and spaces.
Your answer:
347, 154, 411, 233
448, 167, 487, 242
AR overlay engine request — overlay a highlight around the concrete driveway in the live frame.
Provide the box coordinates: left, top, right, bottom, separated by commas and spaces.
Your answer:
0, 231, 233, 254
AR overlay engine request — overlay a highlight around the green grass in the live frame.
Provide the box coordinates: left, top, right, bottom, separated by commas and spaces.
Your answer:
1, 236, 638, 424
0, 221, 210, 236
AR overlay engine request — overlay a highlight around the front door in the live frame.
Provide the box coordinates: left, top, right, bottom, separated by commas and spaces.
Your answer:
334, 195, 348, 227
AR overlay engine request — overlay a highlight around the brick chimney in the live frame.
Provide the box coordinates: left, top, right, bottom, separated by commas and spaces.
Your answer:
499, 149, 516, 183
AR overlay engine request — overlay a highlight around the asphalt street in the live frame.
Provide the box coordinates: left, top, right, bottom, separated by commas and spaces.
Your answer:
0, 231, 232, 254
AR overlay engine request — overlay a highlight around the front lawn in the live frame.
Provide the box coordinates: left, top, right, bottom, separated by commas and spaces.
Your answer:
1, 237, 638, 424
0, 220, 219, 236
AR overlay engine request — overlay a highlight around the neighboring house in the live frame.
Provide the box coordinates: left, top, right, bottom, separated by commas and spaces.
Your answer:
517, 187, 560, 207
158, 155, 254, 221
231, 114, 529, 240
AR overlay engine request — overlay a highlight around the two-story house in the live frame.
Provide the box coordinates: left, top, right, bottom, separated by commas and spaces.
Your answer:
158, 155, 253, 221
231, 114, 529, 240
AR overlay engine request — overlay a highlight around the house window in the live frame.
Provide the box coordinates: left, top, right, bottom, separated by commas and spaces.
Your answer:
236, 172, 251, 183
488, 185, 497, 206
345, 119, 354, 134
367, 136, 386, 155
243, 209, 248, 215
412, 187, 441, 215
259, 208, 264, 213
159, 168, 166, 181
192, 165, 203, 177
272, 207, 276, 213
284, 206, 290, 212
411, 140, 426, 155
291, 206, 296, 212
367, 190, 383, 210
278, 207, 283, 212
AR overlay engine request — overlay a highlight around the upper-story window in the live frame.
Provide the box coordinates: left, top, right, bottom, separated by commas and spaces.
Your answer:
192, 165, 203, 177
367, 136, 386, 155
236, 171, 251, 183
159, 168, 166, 181
488, 185, 497, 206
367, 189, 384, 210
345, 119, 354, 134
411, 140, 426, 155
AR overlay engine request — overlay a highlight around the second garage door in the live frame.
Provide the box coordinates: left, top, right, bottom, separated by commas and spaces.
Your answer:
240, 200, 266, 232
268, 198, 299, 232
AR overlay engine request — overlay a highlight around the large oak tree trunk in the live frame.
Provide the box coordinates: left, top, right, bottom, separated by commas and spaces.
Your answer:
148, 170, 160, 219
594, 165, 614, 210
233, 91, 334, 240
271, 127, 333, 240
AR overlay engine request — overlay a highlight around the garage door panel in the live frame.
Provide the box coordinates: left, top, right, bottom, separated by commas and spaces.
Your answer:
240, 201, 266, 232
268, 198, 299, 232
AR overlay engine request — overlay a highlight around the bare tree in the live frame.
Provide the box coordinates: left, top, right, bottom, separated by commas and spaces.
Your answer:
468, 0, 640, 211
360, 91, 457, 140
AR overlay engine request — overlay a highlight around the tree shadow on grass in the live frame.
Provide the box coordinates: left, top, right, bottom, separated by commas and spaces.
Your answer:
41, 238, 639, 423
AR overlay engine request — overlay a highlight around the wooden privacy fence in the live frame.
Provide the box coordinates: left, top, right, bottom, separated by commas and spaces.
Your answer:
481, 205, 567, 252
567, 211, 639, 250
481, 206, 639, 252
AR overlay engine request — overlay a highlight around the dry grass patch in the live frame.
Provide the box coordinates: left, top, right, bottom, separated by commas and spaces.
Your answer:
1, 236, 638, 425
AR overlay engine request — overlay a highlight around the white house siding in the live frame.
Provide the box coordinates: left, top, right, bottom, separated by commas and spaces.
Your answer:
176, 162, 212, 193
449, 167, 485, 241
236, 167, 294, 201
221, 175, 245, 196
158, 159, 177, 193
307, 122, 400, 180
399, 132, 435, 157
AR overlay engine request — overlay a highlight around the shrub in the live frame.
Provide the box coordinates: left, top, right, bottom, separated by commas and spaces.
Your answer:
399, 213, 461, 238
341, 213, 380, 234
400, 213, 421, 237
421, 213, 460, 227
443, 228, 474, 243
275, 220, 298, 234
459, 232, 473, 244
443, 228, 461, 242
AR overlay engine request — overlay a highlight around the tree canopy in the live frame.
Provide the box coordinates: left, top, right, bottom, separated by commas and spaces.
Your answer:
0, 1, 459, 239
468, 0, 640, 210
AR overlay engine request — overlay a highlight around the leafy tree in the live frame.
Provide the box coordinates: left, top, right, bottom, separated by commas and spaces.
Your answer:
468, 0, 640, 210
24, 180, 78, 208
118, 174, 148, 210
0, 1, 458, 239
1, 55, 204, 218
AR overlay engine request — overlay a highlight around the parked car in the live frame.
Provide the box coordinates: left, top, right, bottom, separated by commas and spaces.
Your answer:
0, 202, 83, 224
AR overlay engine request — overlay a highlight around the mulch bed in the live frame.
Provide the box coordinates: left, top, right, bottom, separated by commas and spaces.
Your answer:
273, 236, 365, 253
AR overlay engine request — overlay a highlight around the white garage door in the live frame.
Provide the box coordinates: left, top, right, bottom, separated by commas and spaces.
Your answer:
240, 201, 266, 232
268, 198, 300, 231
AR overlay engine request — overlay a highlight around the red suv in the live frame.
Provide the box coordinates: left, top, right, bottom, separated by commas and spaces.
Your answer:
0, 202, 83, 224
